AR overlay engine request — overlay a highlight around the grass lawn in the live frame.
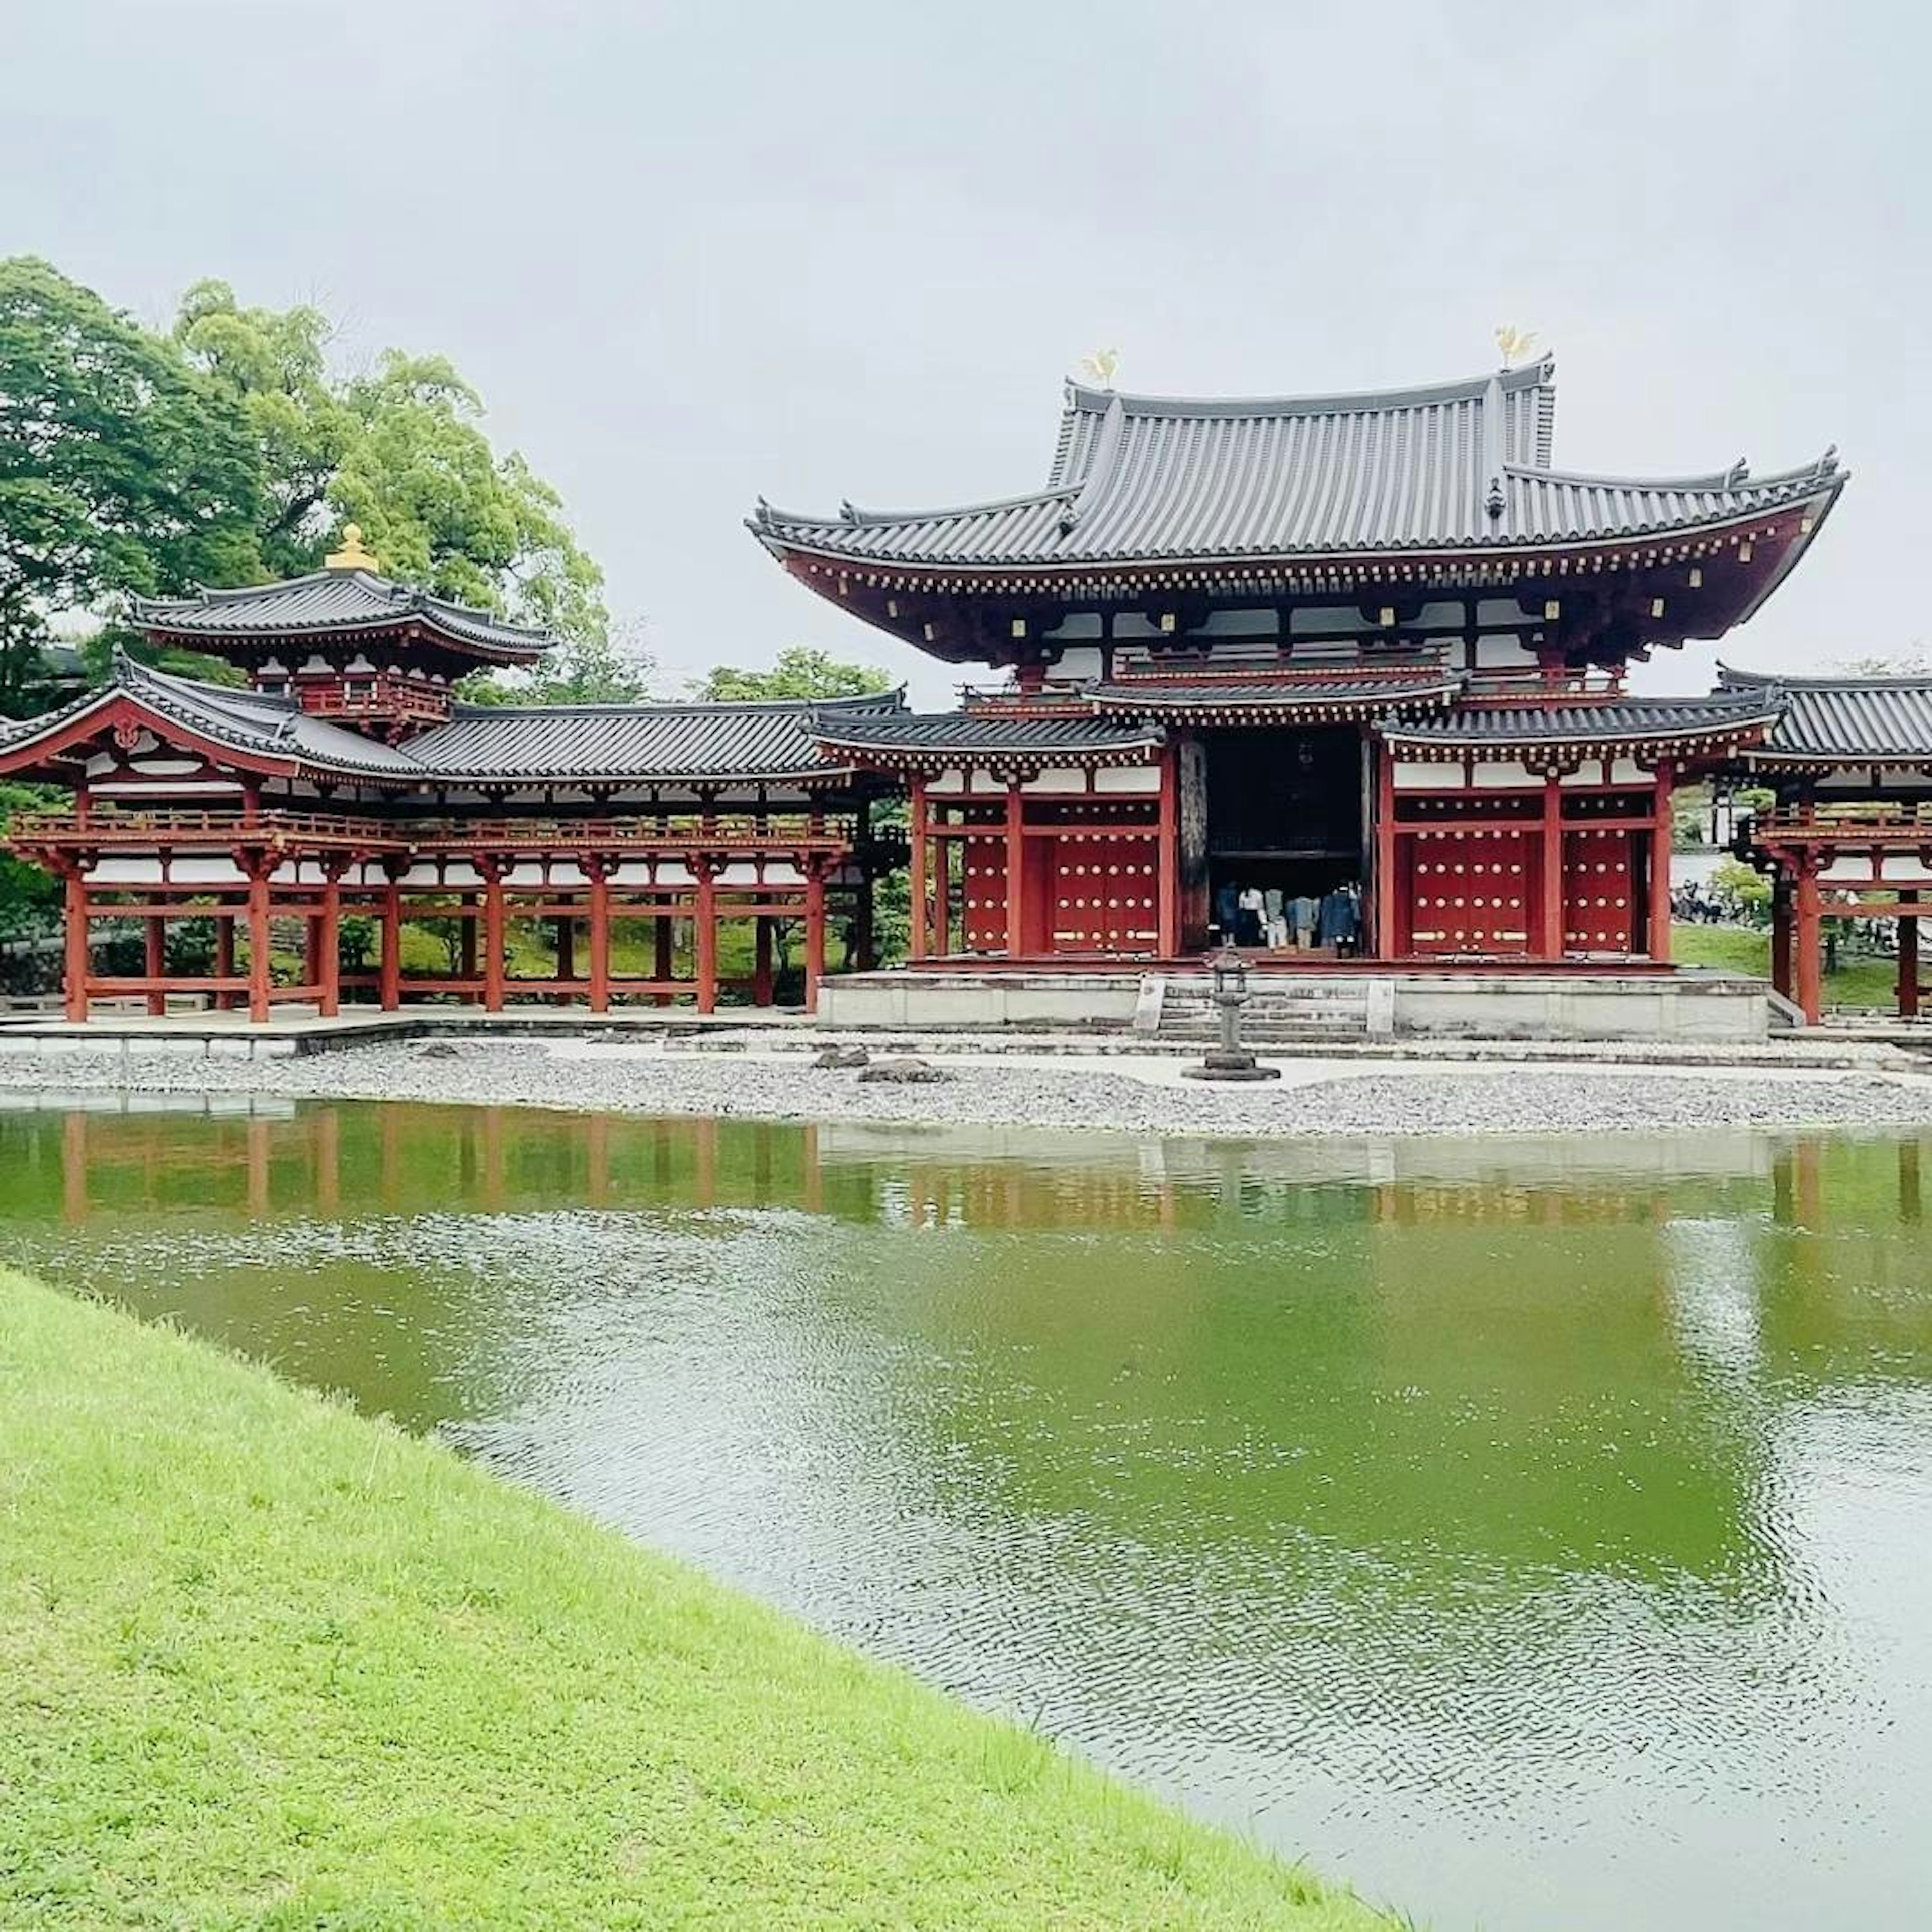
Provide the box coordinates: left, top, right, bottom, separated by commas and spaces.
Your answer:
1671, 922, 1903, 1009
0, 1271, 1393, 1931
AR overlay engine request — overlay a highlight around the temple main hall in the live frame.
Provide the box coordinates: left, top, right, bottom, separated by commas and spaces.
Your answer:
7, 352, 1931, 1031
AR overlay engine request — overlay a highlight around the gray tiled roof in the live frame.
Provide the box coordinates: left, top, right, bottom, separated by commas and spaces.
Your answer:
1720, 666, 1932, 762
133, 569, 557, 660
755, 362, 1845, 569
808, 711, 1164, 762
1089, 673, 1462, 715
1379, 692, 1783, 748
0, 655, 900, 785
406, 692, 899, 781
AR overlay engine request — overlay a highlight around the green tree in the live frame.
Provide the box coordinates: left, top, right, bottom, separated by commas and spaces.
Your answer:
694, 647, 893, 702
460, 618, 656, 708
0, 258, 264, 717
175, 284, 608, 646
0, 782, 62, 987
172, 282, 355, 578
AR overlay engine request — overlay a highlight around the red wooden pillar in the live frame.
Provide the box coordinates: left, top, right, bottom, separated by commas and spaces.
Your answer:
1372, 743, 1399, 959
318, 877, 341, 1018
144, 916, 166, 1016
380, 881, 403, 1011
908, 777, 929, 962
933, 810, 952, 956
654, 913, 675, 1006
1899, 891, 1920, 1019
1770, 873, 1793, 997
1794, 858, 1823, 1025
1157, 744, 1179, 958
1538, 774, 1565, 961
803, 866, 827, 1013
588, 869, 611, 1013
63, 871, 90, 1024
246, 868, 272, 1024
555, 914, 575, 984
1004, 782, 1025, 958
214, 914, 235, 1013
753, 916, 774, 1006
482, 870, 507, 1013
693, 864, 718, 1014
1648, 761, 1675, 963
459, 895, 477, 980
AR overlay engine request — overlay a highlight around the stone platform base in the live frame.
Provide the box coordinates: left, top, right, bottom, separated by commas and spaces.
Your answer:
817, 968, 1777, 1043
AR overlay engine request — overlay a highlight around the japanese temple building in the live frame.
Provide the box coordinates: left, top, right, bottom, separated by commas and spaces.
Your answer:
6, 353, 1932, 1033
0, 528, 901, 1022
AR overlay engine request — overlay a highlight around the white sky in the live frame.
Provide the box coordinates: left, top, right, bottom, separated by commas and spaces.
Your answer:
9, 1, 1922, 709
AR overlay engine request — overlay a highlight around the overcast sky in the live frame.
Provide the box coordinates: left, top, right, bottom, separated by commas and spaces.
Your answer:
10, 1, 1922, 708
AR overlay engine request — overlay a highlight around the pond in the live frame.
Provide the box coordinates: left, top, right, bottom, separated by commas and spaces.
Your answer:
2, 1095, 1929, 1931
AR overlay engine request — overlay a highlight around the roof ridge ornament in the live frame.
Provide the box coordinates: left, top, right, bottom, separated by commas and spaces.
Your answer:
1076, 347, 1121, 390
1485, 475, 1506, 520
1727, 457, 1750, 486
324, 522, 380, 573
1493, 323, 1541, 370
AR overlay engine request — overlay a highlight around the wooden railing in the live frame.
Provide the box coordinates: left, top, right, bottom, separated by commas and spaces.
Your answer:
1745, 803, 1932, 845
8, 807, 858, 856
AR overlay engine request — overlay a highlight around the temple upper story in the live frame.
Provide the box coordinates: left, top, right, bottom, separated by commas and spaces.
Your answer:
131, 525, 561, 737
751, 358, 1847, 674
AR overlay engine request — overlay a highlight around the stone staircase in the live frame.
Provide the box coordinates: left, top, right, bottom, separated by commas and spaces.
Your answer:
1143, 974, 1373, 1044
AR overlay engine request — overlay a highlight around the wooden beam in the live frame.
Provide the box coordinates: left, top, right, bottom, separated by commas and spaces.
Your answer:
803, 867, 827, 1014
1648, 761, 1675, 962
909, 776, 929, 962
318, 878, 341, 1018
380, 881, 403, 1012
63, 873, 90, 1024
589, 870, 611, 1013
1373, 743, 1398, 958
482, 872, 507, 1014
1539, 774, 1565, 962
694, 864, 718, 1014
1004, 784, 1025, 958
247, 869, 272, 1024
1794, 859, 1823, 1024
1156, 744, 1179, 958
144, 916, 166, 1017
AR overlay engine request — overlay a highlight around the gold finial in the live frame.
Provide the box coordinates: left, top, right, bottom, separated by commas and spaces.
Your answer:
324, 522, 379, 572
1077, 347, 1121, 389
1494, 324, 1541, 370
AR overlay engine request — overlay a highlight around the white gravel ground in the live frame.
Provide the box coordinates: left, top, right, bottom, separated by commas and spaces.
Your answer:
5, 1036, 1932, 1140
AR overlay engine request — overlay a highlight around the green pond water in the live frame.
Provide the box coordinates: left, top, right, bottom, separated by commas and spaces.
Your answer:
3, 1096, 1930, 1931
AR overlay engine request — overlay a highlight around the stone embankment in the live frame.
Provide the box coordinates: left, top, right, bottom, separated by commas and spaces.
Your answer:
3, 1033, 1932, 1139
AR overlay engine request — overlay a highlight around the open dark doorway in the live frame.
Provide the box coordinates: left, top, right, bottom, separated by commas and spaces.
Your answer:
1204, 726, 1367, 953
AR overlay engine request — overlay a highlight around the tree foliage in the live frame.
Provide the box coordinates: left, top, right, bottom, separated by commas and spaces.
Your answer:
175, 283, 607, 645
694, 647, 893, 702
0, 262, 613, 726
0, 258, 263, 717
0, 781, 62, 975
460, 618, 656, 709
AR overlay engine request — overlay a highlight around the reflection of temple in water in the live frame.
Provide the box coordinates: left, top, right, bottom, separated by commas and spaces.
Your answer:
8, 1097, 1929, 1587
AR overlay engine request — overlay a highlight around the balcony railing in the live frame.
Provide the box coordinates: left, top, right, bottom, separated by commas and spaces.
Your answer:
8, 807, 858, 856
1744, 803, 1932, 846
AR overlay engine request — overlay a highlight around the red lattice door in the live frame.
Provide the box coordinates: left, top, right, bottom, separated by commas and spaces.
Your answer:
1047, 838, 1159, 954
1562, 827, 1639, 955
1405, 828, 1534, 957
961, 837, 1009, 954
